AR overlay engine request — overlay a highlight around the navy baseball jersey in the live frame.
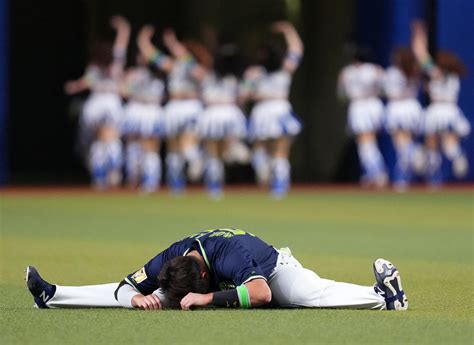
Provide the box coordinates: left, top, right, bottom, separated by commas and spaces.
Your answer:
125, 229, 279, 295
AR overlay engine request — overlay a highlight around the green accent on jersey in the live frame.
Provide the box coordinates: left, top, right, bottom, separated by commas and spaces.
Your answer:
195, 239, 211, 270
189, 228, 255, 240
236, 285, 251, 309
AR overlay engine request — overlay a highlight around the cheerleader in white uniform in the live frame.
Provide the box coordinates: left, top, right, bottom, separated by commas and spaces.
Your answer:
242, 21, 303, 198
198, 44, 248, 198
137, 26, 206, 193
412, 22, 470, 185
64, 16, 130, 189
383, 47, 423, 190
338, 47, 387, 187
121, 52, 165, 193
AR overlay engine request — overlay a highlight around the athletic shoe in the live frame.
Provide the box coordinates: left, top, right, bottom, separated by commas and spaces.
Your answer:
373, 258, 408, 311
25, 266, 56, 309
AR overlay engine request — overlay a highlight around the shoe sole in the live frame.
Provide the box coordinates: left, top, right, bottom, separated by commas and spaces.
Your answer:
374, 259, 408, 311
25, 266, 31, 286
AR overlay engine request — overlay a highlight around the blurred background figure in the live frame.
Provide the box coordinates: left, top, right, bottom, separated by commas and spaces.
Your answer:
137, 26, 205, 194
64, 16, 130, 189
242, 21, 303, 198
121, 49, 165, 193
412, 21, 471, 187
4, 0, 473, 189
197, 42, 248, 199
337, 45, 387, 188
383, 47, 423, 191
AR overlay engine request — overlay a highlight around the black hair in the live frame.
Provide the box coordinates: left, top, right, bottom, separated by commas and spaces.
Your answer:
257, 40, 286, 72
90, 39, 114, 67
344, 42, 373, 63
214, 43, 244, 78
158, 256, 210, 304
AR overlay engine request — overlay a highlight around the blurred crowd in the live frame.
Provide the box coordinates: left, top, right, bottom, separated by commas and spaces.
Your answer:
65, 16, 302, 198
337, 21, 470, 191
64, 17, 470, 197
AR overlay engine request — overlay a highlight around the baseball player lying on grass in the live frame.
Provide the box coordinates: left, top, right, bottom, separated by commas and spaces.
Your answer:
26, 228, 408, 311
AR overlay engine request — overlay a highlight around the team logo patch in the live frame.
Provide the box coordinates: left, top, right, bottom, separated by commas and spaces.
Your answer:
131, 267, 147, 284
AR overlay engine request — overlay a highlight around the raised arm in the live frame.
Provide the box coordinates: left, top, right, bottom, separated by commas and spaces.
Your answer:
137, 25, 174, 73
272, 21, 304, 73
162, 29, 207, 80
109, 16, 131, 76
162, 29, 190, 59
411, 20, 441, 79
64, 76, 89, 95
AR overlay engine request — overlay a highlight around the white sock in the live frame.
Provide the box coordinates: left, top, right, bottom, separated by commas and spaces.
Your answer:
205, 157, 224, 186
252, 148, 270, 184
89, 141, 108, 186
141, 151, 161, 192
426, 149, 442, 176
357, 142, 385, 180
47, 283, 121, 308
125, 142, 142, 184
106, 139, 123, 171
166, 152, 185, 188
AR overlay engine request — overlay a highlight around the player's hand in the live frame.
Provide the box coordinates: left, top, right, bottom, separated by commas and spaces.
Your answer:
180, 292, 212, 310
110, 15, 130, 30
138, 25, 155, 41
163, 28, 178, 46
132, 293, 162, 310
271, 21, 294, 33
64, 81, 76, 95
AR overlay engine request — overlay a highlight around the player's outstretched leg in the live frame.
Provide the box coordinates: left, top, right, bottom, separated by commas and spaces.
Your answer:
26, 266, 56, 309
26, 266, 121, 308
373, 258, 408, 311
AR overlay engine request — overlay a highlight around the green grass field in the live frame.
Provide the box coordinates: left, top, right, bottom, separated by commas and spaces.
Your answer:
1, 188, 473, 344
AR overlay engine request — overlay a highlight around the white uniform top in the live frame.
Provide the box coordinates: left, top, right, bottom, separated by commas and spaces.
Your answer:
254, 68, 292, 99
428, 73, 460, 103
202, 74, 239, 104
85, 65, 121, 94
168, 60, 200, 95
126, 68, 164, 104
339, 63, 383, 100
383, 66, 418, 100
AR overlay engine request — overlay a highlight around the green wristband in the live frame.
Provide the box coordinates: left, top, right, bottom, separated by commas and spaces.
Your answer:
236, 285, 251, 309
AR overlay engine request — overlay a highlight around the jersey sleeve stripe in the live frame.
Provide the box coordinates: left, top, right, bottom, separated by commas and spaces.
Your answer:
195, 239, 211, 270
242, 275, 267, 284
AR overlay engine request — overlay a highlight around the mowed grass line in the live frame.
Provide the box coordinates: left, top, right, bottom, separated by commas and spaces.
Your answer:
1, 190, 473, 344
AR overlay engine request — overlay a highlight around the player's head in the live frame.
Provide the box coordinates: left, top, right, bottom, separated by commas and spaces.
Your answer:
391, 46, 420, 78
435, 51, 466, 77
90, 40, 114, 68
213, 43, 244, 78
182, 40, 213, 69
257, 40, 285, 72
343, 41, 372, 63
158, 256, 210, 303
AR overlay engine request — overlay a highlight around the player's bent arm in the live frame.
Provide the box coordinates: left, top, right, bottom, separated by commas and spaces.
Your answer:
114, 280, 161, 310
180, 278, 271, 310
244, 278, 272, 306
114, 280, 140, 308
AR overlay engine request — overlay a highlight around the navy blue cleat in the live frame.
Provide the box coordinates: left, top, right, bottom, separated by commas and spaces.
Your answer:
373, 258, 408, 311
25, 266, 56, 309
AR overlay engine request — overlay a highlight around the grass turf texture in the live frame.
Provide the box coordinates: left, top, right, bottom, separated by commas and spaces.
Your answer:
1, 189, 473, 344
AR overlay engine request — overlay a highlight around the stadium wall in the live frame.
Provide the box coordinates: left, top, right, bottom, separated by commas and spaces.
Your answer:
0, 0, 8, 185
